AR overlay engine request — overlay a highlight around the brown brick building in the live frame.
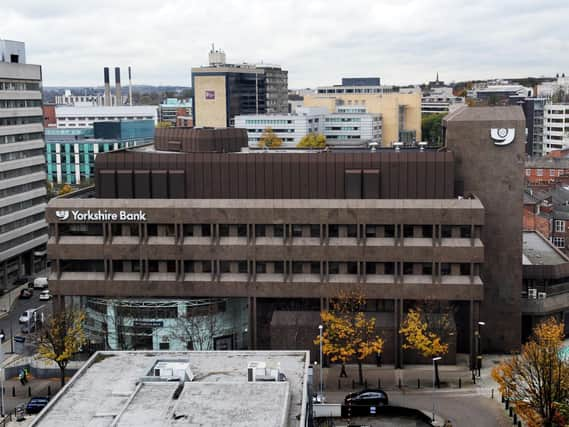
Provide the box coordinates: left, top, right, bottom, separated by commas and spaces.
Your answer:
46, 106, 526, 365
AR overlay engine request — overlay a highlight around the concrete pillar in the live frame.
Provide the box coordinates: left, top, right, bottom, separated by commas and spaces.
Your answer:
395, 298, 404, 369
248, 296, 257, 350
106, 302, 119, 350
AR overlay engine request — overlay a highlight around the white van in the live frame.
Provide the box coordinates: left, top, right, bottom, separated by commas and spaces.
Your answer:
33, 277, 48, 289
19, 308, 38, 324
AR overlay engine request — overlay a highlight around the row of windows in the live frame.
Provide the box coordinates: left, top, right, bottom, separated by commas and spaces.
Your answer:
58, 116, 153, 121
58, 223, 477, 239
60, 259, 476, 276
0, 165, 44, 181
0, 132, 43, 145
0, 149, 44, 162
0, 100, 42, 109
325, 117, 362, 123
528, 168, 567, 177
553, 237, 565, 248
0, 228, 46, 253
0, 197, 44, 218
324, 126, 360, 131
0, 181, 45, 199
0, 81, 40, 91
0, 116, 43, 127
0, 213, 45, 234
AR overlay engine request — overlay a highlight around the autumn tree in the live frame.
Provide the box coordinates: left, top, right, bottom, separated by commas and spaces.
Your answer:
156, 121, 172, 128
399, 303, 455, 387
58, 183, 73, 196
297, 132, 326, 149
258, 127, 282, 149
37, 310, 87, 386
492, 317, 569, 427
316, 290, 384, 385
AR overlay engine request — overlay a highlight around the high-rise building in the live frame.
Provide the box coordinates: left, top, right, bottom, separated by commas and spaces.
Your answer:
521, 98, 546, 156
46, 106, 525, 362
303, 79, 421, 146
543, 103, 569, 154
191, 48, 288, 127
0, 40, 48, 286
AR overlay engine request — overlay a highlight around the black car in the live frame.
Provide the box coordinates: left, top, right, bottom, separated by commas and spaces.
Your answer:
344, 389, 389, 407
25, 397, 49, 414
18, 289, 32, 299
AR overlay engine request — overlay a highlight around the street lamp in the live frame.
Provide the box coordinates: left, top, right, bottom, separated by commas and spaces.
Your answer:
477, 321, 485, 377
318, 324, 323, 399
432, 356, 442, 422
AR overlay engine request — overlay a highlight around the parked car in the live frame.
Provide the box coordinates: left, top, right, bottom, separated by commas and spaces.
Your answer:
19, 308, 38, 324
344, 389, 389, 407
21, 323, 35, 334
39, 290, 51, 301
33, 277, 48, 289
18, 289, 32, 299
25, 397, 49, 414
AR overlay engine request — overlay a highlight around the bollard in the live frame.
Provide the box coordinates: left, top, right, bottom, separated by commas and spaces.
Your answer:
509, 407, 513, 417
364, 379, 368, 388
28, 386, 31, 397
491, 389, 494, 399
418, 378, 421, 389
398, 378, 402, 389
378, 378, 381, 388
505, 399, 510, 410
11, 386, 14, 397
513, 413, 517, 424
518, 421, 522, 427
458, 378, 462, 389
501, 395, 505, 403
352, 379, 355, 389
48, 385, 51, 396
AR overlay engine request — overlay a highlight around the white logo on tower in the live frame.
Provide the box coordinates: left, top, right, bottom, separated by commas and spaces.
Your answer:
55, 210, 69, 221
490, 128, 515, 146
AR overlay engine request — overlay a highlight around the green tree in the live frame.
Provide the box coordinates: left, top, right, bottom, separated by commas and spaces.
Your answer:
421, 113, 446, 147
297, 132, 326, 149
315, 290, 384, 385
37, 310, 87, 386
258, 127, 282, 149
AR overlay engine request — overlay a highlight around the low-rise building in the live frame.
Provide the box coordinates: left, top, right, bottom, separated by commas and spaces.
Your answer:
30, 350, 310, 427
421, 86, 465, 115
235, 107, 381, 148
158, 98, 192, 125
55, 105, 157, 128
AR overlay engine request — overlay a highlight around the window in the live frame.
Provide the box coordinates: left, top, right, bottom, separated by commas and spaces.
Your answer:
255, 262, 266, 274
328, 224, 339, 238
403, 225, 414, 238
310, 262, 321, 274
237, 224, 247, 237
422, 263, 433, 275
403, 262, 414, 275
310, 225, 320, 238
255, 224, 266, 237
553, 237, 565, 248
274, 261, 284, 274
383, 225, 395, 238
292, 224, 303, 237
460, 263, 470, 275
422, 225, 433, 238
441, 263, 451, 275
347, 262, 358, 274
273, 224, 284, 237
238, 261, 248, 273
460, 225, 472, 238
555, 220, 565, 233
537, 169, 543, 177
292, 262, 303, 274
365, 225, 377, 238
347, 225, 357, 238
329, 262, 340, 274
441, 225, 453, 238
366, 262, 376, 274
550, 169, 556, 177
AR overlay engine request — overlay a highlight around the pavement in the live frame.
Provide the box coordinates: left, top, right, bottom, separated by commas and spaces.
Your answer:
315, 356, 514, 427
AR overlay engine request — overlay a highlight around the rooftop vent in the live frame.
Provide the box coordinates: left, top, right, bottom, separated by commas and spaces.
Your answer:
247, 361, 287, 382
143, 359, 194, 383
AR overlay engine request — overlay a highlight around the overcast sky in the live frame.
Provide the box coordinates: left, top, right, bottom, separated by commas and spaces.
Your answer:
2, 0, 568, 88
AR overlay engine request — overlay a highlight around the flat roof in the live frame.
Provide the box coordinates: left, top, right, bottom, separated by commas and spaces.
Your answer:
31, 351, 309, 427
523, 231, 569, 265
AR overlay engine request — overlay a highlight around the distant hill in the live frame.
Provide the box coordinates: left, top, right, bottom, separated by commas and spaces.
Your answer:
43, 85, 192, 105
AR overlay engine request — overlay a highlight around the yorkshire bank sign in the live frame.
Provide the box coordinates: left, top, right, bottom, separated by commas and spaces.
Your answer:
55, 209, 147, 222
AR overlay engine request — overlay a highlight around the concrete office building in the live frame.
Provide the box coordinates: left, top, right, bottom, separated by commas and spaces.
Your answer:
31, 351, 310, 427
46, 106, 525, 363
45, 120, 154, 185
158, 98, 192, 125
234, 106, 382, 148
192, 48, 288, 127
543, 103, 569, 154
421, 86, 465, 115
304, 79, 421, 146
0, 40, 48, 287
521, 98, 546, 156
55, 105, 157, 128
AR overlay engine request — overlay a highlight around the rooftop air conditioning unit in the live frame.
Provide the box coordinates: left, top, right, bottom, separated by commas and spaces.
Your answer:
528, 288, 538, 299
538, 292, 547, 299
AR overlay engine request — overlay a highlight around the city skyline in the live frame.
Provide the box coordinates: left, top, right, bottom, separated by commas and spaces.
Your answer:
2, 0, 568, 88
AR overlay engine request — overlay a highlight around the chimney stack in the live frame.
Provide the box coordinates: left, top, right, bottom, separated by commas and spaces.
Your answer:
103, 67, 111, 106
115, 67, 122, 106
128, 66, 133, 106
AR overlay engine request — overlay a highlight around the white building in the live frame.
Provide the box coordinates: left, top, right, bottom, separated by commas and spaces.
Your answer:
0, 40, 47, 286
422, 86, 465, 114
543, 103, 569, 154
55, 89, 127, 107
31, 350, 310, 427
235, 106, 382, 148
55, 105, 158, 128
537, 75, 569, 98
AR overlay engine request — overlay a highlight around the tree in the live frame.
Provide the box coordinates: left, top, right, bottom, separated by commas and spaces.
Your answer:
58, 183, 73, 196
297, 132, 326, 149
315, 290, 384, 385
258, 127, 282, 149
37, 310, 87, 386
170, 299, 227, 350
399, 304, 455, 387
492, 317, 569, 427
421, 113, 446, 147
156, 121, 172, 128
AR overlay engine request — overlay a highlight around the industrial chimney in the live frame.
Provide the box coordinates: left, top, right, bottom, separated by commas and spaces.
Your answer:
115, 67, 122, 106
103, 67, 111, 106
128, 66, 133, 106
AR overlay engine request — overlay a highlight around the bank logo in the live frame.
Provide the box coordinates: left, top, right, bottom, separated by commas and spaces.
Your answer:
490, 128, 515, 146
55, 210, 69, 221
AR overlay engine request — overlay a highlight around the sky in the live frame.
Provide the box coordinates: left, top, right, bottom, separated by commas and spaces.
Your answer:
1, 0, 569, 88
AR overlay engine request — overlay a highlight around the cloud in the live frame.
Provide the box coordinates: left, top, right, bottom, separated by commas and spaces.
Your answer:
1, 0, 568, 87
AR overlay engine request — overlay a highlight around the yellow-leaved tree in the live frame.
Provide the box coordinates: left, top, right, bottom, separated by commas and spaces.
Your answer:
315, 290, 384, 385
58, 183, 73, 196
399, 304, 454, 387
258, 127, 282, 149
37, 310, 87, 386
297, 132, 326, 149
492, 317, 569, 427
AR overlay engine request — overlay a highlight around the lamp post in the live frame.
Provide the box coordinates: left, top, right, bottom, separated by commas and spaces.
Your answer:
432, 356, 442, 422
477, 321, 485, 377
318, 324, 323, 399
